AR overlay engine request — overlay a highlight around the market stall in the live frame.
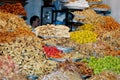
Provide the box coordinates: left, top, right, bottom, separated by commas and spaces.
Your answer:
0, 0, 120, 80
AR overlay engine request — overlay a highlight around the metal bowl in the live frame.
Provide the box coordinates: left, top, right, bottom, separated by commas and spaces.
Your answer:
27, 75, 38, 80
56, 46, 74, 53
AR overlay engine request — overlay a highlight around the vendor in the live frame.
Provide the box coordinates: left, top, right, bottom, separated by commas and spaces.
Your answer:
30, 15, 40, 31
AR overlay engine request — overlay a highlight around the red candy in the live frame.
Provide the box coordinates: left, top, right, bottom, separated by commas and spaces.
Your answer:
43, 46, 64, 58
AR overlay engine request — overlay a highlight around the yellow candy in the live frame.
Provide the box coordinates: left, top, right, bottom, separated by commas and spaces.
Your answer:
76, 24, 95, 31
70, 30, 97, 44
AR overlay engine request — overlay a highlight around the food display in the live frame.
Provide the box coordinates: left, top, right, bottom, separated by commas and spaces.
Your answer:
70, 30, 97, 44
76, 24, 95, 31
71, 34, 120, 58
73, 9, 103, 24
89, 71, 120, 80
0, 12, 30, 32
0, 3, 26, 15
93, 16, 120, 39
0, 73, 27, 80
35, 24, 70, 38
70, 29, 119, 57
84, 56, 120, 74
75, 62, 93, 76
72, 9, 114, 34
42, 38, 87, 59
43, 46, 64, 58
42, 69, 82, 80
0, 12, 57, 79
0, 55, 19, 78
55, 25, 70, 38
42, 38, 75, 47
58, 60, 93, 76
42, 30, 120, 58
64, 0, 89, 9
42, 60, 93, 80
0, 27, 35, 43
90, 4, 111, 10
0, 1, 120, 79
100, 16, 120, 31
1, 36, 58, 77
35, 24, 56, 37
